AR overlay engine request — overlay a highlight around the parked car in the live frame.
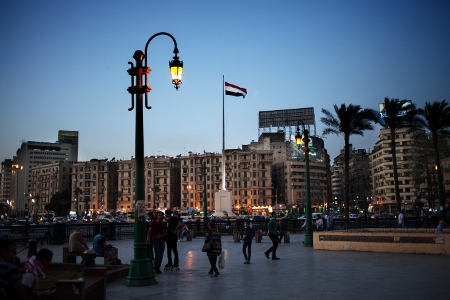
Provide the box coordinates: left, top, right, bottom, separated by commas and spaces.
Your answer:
114, 217, 128, 223
180, 217, 190, 224
67, 214, 77, 223
53, 217, 65, 223
209, 216, 227, 222
251, 215, 266, 222
99, 215, 116, 223
82, 215, 92, 223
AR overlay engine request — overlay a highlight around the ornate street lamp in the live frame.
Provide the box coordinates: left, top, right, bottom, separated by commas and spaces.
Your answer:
295, 120, 313, 247
126, 32, 182, 287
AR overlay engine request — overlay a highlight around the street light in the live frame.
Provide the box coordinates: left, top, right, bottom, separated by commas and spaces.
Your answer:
187, 184, 192, 212
125, 32, 182, 287
31, 195, 39, 223
295, 120, 313, 247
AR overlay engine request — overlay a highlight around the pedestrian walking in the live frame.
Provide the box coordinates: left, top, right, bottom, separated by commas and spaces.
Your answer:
150, 211, 167, 274
327, 212, 334, 231
146, 212, 155, 261
276, 220, 286, 243
435, 220, 445, 233
264, 212, 280, 260
164, 210, 183, 271
398, 210, 405, 228
315, 215, 324, 231
206, 220, 222, 277
241, 221, 254, 264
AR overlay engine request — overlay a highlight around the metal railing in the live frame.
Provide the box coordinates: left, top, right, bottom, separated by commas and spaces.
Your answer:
0, 217, 443, 245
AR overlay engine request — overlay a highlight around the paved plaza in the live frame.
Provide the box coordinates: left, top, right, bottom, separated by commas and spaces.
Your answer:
18, 233, 450, 300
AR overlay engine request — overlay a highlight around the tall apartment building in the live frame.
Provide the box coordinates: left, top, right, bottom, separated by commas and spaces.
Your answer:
273, 160, 329, 213
349, 149, 371, 212
331, 150, 344, 209
370, 127, 417, 213
117, 156, 181, 215
330, 145, 372, 213
9, 131, 78, 217
30, 162, 74, 219
223, 147, 274, 214
180, 148, 274, 215
58, 130, 79, 161
272, 134, 331, 213
71, 159, 118, 215
0, 159, 13, 205
181, 152, 222, 212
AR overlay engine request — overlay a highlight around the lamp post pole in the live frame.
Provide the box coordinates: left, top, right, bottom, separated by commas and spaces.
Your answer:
295, 120, 313, 247
125, 32, 182, 287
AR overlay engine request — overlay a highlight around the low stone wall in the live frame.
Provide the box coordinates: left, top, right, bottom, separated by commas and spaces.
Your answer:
313, 228, 450, 255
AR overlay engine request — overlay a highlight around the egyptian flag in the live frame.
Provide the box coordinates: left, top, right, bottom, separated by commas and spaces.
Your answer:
225, 82, 247, 98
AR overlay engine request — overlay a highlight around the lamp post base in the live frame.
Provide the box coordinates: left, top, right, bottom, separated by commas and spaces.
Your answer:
303, 230, 313, 247
125, 258, 157, 287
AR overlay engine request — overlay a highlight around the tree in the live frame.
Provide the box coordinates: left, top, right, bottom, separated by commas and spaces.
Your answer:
321, 104, 377, 219
50, 189, 71, 216
417, 100, 450, 218
376, 98, 420, 212
108, 189, 122, 214
73, 187, 83, 216
83, 196, 91, 215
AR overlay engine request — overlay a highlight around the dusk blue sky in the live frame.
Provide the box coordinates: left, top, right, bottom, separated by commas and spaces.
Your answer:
1, 1, 450, 163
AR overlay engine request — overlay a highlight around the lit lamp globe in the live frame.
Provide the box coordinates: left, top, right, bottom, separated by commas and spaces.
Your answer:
169, 56, 183, 89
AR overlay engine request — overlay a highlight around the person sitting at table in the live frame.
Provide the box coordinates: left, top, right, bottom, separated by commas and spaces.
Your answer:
92, 227, 113, 257
68, 228, 89, 254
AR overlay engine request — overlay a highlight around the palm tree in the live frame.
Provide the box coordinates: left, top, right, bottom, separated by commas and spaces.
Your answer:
73, 187, 82, 216
321, 104, 377, 219
417, 100, 450, 219
83, 196, 91, 215
377, 97, 420, 212
109, 189, 122, 215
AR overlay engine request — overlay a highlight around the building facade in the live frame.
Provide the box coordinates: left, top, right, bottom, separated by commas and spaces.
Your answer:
0, 159, 13, 206
9, 132, 78, 218
71, 159, 118, 215
223, 147, 274, 214
30, 161, 74, 219
370, 128, 417, 213
117, 156, 181, 216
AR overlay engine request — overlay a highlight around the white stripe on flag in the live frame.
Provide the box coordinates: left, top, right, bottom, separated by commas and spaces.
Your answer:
225, 82, 247, 98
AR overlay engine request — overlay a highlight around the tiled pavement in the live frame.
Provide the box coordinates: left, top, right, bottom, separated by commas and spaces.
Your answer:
18, 233, 450, 300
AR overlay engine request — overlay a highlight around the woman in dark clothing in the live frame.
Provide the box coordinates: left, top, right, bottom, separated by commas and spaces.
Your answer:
205, 220, 222, 277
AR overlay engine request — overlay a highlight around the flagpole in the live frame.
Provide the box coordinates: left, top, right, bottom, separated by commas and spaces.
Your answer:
222, 75, 226, 191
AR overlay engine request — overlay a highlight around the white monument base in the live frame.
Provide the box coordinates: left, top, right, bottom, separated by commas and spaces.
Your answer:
213, 190, 235, 217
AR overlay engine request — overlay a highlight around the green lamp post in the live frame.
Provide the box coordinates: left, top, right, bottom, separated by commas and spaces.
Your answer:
125, 32, 183, 287
295, 120, 313, 247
